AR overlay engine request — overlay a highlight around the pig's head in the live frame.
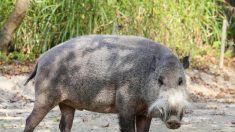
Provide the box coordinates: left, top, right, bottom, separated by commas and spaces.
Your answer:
147, 55, 190, 129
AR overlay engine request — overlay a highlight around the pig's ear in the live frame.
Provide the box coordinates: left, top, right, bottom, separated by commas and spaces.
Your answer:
150, 55, 157, 72
180, 56, 189, 69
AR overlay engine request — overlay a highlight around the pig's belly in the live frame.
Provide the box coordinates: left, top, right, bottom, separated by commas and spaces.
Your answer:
62, 99, 117, 113
62, 87, 117, 113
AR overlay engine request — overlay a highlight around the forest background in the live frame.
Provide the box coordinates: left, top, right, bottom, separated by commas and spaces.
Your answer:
0, 0, 235, 69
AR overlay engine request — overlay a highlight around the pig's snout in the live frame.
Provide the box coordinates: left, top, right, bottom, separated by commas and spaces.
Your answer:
166, 120, 181, 129
166, 116, 181, 129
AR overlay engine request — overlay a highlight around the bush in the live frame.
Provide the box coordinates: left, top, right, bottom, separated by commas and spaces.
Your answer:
0, 0, 225, 60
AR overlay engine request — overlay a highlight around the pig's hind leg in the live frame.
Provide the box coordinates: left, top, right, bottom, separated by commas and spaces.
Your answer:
24, 98, 57, 132
59, 103, 75, 132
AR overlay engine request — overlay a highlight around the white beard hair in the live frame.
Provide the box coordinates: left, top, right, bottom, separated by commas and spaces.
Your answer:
148, 88, 190, 118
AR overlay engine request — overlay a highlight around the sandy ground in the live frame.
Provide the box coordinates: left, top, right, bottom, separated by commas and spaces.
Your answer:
0, 68, 235, 132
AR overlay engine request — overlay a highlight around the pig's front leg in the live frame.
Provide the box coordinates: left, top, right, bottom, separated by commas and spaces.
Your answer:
136, 115, 152, 132
118, 114, 136, 132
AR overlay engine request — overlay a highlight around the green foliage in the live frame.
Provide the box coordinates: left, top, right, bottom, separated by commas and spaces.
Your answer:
8, 52, 35, 61
0, 0, 225, 60
0, 51, 35, 61
0, 0, 14, 25
0, 51, 8, 61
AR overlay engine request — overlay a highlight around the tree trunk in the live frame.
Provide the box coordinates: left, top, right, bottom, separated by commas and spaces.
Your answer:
0, 0, 30, 54
219, 18, 228, 69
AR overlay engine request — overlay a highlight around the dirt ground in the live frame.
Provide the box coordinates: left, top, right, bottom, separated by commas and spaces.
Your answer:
0, 67, 235, 132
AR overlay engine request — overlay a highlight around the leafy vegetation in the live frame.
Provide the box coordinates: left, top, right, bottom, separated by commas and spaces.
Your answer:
0, 0, 229, 65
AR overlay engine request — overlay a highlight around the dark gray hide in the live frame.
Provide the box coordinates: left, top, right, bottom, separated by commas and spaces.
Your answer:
24, 35, 189, 132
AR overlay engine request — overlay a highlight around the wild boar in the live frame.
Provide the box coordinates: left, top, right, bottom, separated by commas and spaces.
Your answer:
24, 35, 190, 132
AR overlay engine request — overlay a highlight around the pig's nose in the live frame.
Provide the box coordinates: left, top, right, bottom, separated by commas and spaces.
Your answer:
166, 120, 181, 129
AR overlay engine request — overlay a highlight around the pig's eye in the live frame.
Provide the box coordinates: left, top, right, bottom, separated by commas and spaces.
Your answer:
178, 77, 183, 85
158, 76, 164, 86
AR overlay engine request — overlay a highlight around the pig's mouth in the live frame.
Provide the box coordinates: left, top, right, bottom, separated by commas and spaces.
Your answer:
165, 118, 181, 129
148, 105, 183, 130
159, 109, 182, 129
